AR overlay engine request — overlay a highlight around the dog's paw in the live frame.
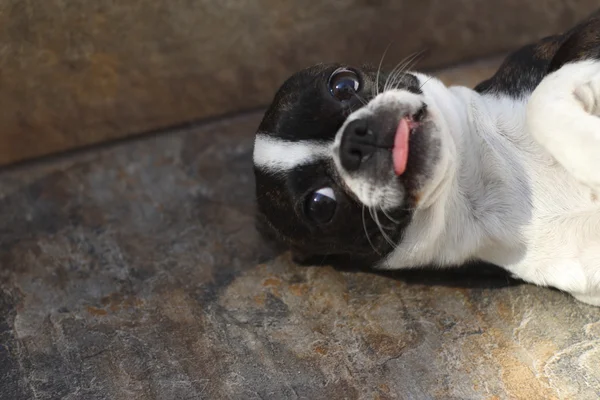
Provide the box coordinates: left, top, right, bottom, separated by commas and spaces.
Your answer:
527, 60, 600, 190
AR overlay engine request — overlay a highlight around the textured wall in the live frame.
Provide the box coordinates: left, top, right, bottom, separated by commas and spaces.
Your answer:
0, 1, 598, 165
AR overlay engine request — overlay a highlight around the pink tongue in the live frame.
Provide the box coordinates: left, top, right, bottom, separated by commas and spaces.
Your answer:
393, 118, 410, 175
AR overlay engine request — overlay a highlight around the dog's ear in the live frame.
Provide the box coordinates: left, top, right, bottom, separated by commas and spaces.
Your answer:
254, 211, 329, 266
548, 12, 600, 73
253, 212, 288, 262
254, 212, 280, 244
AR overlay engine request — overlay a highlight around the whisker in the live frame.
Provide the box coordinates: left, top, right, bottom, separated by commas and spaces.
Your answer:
388, 50, 426, 92
384, 51, 421, 93
371, 203, 395, 230
362, 206, 380, 255
378, 189, 402, 224
400, 51, 426, 85
383, 54, 409, 93
375, 42, 394, 97
343, 101, 363, 117
418, 75, 434, 91
386, 57, 413, 92
354, 93, 368, 106
380, 206, 400, 225
370, 207, 397, 249
318, 252, 333, 266
390, 50, 427, 92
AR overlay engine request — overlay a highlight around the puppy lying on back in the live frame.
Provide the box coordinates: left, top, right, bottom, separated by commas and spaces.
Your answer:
252, 11, 600, 306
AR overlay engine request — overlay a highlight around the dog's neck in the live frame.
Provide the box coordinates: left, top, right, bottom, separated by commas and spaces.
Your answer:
386, 76, 536, 269
451, 86, 535, 266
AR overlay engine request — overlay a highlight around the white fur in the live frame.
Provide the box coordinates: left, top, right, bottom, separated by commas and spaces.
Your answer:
253, 133, 332, 172
373, 61, 600, 306
527, 60, 600, 190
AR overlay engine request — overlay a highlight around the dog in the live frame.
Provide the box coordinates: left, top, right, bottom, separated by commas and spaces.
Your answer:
252, 10, 600, 306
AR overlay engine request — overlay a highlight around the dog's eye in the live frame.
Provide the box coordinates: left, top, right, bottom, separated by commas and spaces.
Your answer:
305, 187, 337, 224
328, 68, 360, 101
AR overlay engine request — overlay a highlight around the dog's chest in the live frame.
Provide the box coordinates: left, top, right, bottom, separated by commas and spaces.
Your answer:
461, 92, 600, 290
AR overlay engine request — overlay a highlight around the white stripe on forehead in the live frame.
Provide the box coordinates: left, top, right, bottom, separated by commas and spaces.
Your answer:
253, 133, 332, 172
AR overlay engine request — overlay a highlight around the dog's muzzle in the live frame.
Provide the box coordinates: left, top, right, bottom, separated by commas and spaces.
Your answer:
338, 110, 398, 172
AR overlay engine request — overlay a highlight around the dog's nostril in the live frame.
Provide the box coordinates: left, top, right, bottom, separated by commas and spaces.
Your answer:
348, 119, 368, 138
355, 126, 368, 137
340, 119, 376, 172
343, 149, 363, 171
350, 149, 363, 163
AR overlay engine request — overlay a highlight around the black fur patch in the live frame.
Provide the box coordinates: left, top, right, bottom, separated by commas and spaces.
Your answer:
475, 9, 600, 97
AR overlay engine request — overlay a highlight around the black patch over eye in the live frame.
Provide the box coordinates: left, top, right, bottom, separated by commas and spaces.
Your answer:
305, 187, 337, 224
328, 68, 360, 101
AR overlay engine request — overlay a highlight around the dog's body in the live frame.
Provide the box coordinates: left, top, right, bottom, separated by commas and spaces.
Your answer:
253, 11, 600, 306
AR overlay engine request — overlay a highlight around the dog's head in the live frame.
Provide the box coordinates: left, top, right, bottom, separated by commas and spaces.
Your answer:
253, 63, 456, 266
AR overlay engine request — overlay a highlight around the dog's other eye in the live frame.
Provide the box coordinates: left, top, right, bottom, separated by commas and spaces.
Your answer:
305, 187, 337, 224
328, 68, 360, 101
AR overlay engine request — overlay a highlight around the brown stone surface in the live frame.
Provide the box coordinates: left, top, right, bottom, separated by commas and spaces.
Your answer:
1, 60, 600, 399
0, 1, 599, 166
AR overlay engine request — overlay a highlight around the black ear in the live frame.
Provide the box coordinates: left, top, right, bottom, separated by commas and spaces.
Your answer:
254, 212, 279, 244
253, 212, 288, 263
548, 13, 600, 73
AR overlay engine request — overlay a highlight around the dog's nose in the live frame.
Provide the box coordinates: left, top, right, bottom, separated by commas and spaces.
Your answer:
340, 119, 376, 172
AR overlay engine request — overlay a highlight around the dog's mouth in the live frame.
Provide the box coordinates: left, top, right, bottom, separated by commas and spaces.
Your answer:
393, 105, 427, 176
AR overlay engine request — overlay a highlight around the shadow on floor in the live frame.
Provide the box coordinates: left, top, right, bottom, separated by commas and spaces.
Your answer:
283, 251, 523, 290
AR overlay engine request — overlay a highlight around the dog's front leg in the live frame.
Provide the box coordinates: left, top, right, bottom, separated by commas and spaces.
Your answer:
527, 60, 600, 190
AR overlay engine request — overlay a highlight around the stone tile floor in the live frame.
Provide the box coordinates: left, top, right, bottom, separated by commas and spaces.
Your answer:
1, 59, 599, 400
